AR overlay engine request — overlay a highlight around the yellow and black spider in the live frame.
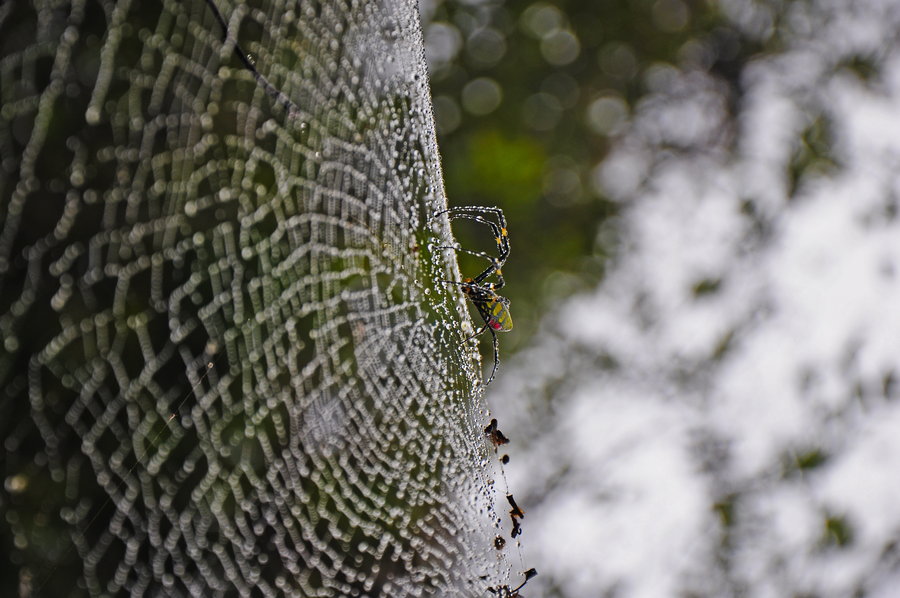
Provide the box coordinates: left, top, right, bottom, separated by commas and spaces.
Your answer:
435, 206, 512, 386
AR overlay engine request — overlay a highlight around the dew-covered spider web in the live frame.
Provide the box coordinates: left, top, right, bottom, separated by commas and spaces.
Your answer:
0, 0, 514, 595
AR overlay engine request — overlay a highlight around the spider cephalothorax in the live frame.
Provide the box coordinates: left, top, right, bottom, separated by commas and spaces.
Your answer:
435, 206, 511, 386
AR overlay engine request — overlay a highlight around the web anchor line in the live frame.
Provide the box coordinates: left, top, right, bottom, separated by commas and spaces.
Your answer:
204, 0, 300, 114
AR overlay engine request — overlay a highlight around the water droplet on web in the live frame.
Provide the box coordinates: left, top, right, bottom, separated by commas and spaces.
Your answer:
10, 1, 515, 594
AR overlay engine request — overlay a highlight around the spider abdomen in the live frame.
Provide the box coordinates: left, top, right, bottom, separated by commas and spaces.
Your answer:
477, 298, 513, 332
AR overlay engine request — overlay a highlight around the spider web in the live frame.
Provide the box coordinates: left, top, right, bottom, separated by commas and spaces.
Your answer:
0, 0, 512, 595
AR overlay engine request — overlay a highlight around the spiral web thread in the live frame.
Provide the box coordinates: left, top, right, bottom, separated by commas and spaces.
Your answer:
0, 0, 512, 595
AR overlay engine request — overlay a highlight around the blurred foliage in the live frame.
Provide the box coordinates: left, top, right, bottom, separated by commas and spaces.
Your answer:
822, 513, 854, 549
788, 116, 840, 198
424, 0, 763, 351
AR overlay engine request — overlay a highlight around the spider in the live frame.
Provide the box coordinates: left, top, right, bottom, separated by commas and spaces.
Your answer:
435, 206, 512, 386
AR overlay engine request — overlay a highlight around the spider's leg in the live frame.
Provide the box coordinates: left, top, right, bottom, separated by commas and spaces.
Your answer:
443, 212, 506, 250
439, 206, 508, 231
435, 208, 510, 266
472, 262, 505, 289
465, 323, 490, 343
484, 328, 500, 387
433, 206, 510, 291
435, 245, 498, 263
436, 243, 504, 289
443, 206, 508, 242
437, 279, 471, 289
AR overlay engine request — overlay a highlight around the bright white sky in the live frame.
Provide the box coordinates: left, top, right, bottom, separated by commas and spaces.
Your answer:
491, 0, 900, 595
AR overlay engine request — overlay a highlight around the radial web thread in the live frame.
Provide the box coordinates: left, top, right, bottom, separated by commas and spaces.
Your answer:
0, 0, 511, 595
